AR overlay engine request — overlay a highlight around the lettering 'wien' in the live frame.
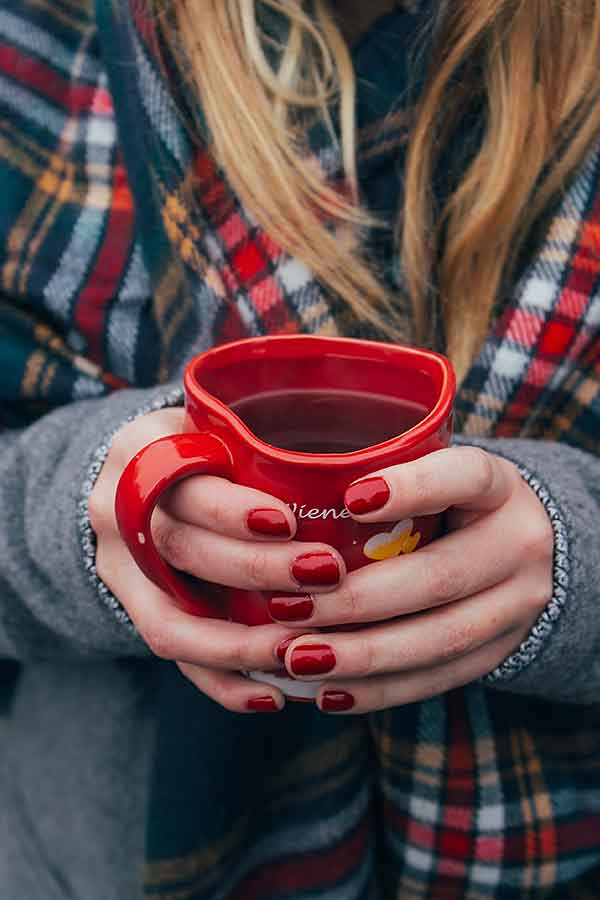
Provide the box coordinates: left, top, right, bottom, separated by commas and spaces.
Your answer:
288, 502, 351, 520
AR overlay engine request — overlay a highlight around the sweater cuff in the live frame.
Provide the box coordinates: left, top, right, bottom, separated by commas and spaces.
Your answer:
481, 463, 570, 684
451, 435, 571, 690
79, 386, 184, 629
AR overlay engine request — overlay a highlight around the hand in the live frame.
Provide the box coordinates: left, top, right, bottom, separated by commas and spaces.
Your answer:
270, 446, 554, 713
89, 408, 343, 713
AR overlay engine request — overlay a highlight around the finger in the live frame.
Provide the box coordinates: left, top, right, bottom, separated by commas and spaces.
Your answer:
344, 446, 518, 522
314, 630, 522, 714
97, 537, 308, 670
269, 501, 528, 626
107, 407, 185, 468
178, 662, 285, 713
280, 579, 524, 681
152, 506, 345, 592
160, 476, 297, 542
89, 407, 185, 537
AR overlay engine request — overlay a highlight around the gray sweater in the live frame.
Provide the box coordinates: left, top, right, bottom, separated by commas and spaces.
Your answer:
0, 380, 598, 898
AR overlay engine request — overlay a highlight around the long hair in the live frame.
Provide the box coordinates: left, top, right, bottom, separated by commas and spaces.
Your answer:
156, 0, 600, 380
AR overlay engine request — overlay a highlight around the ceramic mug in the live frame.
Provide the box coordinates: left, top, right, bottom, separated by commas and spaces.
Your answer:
115, 335, 455, 699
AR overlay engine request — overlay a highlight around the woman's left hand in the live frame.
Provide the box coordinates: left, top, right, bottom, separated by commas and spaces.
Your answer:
270, 446, 554, 713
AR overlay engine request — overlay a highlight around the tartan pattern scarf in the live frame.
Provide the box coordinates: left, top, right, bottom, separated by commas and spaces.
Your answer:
1, 1, 600, 897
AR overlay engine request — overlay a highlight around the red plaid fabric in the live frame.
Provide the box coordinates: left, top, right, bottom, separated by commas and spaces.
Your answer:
456, 144, 600, 449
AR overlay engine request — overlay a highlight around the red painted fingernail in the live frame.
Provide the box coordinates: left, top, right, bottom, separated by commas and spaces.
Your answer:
247, 509, 292, 538
275, 637, 295, 663
291, 552, 340, 587
290, 644, 336, 676
321, 691, 355, 712
269, 595, 314, 622
345, 477, 390, 515
246, 696, 280, 712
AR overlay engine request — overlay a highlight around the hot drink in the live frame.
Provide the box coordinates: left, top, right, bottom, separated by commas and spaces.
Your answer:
231, 388, 429, 453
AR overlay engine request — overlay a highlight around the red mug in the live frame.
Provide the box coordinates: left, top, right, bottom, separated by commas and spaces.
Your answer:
115, 335, 455, 699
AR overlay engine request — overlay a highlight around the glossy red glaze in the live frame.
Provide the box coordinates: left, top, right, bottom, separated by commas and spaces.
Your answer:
291, 551, 340, 587
321, 691, 355, 712
269, 595, 314, 622
246, 696, 280, 713
247, 508, 292, 537
290, 644, 337, 676
345, 476, 391, 515
114, 334, 455, 697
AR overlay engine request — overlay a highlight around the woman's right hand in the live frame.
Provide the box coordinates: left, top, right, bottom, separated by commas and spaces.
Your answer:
88, 408, 343, 712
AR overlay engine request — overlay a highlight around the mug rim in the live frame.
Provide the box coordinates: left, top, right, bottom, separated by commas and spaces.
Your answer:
184, 335, 455, 468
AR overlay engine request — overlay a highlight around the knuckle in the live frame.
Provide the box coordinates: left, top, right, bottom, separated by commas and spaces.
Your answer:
88, 487, 112, 535
524, 565, 553, 615
155, 521, 190, 570
463, 447, 495, 496
168, 481, 229, 533
242, 548, 269, 587
439, 622, 476, 662
371, 680, 390, 712
353, 637, 379, 677
205, 494, 232, 533
425, 559, 466, 607
219, 633, 248, 671
339, 582, 364, 622
145, 623, 176, 660
522, 512, 553, 562
412, 462, 439, 507
109, 419, 139, 462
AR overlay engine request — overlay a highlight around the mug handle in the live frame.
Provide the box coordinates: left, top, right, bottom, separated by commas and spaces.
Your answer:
115, 433, 235, 618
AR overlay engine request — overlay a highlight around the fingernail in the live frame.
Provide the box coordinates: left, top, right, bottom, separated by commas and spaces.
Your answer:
345, 477, 390, 515
247, 509, 292, 538
269, 595, 314, 622
291, 552, 340, 587
275, 637, 295, 663
290, 644, 336, 676
246, 696, 280, 712
321, 691, 355, 712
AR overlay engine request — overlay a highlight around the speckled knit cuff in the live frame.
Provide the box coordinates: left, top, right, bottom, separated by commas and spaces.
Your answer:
482, 463, 570, 684
78, 387, 184, 630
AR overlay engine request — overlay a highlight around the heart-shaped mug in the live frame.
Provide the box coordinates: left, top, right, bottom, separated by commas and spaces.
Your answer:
115, 335, 455, 700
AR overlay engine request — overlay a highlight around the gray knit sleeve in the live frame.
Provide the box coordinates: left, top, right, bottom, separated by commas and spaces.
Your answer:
453, 434, 599, 704
0, 384, 182, 661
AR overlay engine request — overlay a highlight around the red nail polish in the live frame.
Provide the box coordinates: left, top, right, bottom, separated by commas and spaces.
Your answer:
290, 644, 336, 676
321, 691, 355, 712
247, 509, 292, 538
246, 696, 280, 712
275, 637, 294, 663
345, 477, 390, 515
291, 552, 340, 587
269, 595, 314, 622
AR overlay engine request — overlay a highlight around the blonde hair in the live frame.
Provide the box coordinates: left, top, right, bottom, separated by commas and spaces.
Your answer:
156, 0, 600, 380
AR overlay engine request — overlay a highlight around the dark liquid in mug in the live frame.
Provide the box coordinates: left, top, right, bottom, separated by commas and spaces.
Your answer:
230, 389, 429, 453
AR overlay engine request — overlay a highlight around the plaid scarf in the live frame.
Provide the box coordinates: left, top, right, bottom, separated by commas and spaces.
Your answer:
2, 2, 600, 897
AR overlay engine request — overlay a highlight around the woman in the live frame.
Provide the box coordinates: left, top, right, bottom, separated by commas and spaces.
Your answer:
1, 0, 599, 897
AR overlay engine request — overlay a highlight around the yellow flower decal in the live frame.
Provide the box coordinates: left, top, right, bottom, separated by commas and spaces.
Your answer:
363, 519, 421, 561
